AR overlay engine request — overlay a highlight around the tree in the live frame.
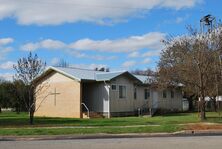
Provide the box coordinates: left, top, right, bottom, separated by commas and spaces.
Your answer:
0, 79, 12, 112
131, 68, 156, 76
11, 80, 29, 113
158, 27, 222, 121
54, 59, 69, 67
0, 79, 5, 113
13, 52, 46, 124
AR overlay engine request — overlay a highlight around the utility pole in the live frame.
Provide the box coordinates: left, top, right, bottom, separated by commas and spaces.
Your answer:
200, 14, 216, 33
200, 15, 220, 111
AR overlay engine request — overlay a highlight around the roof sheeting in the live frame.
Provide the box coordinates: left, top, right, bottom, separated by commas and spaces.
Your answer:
133, 75, 155, 84
95, 71, 127, 81
51, 66, 96, 81
47, 66, 150, 83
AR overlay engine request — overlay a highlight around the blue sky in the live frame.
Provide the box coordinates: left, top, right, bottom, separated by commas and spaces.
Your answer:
0, 0, 222, 80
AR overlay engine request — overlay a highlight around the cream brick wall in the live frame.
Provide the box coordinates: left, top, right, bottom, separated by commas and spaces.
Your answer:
35, 71, 82, 118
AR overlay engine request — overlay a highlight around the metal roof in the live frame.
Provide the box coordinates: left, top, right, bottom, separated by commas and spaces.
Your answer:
47, 66, 149, 83
95, 71, 127, 81
51, 66, 97, 81
133, 75, 155, 84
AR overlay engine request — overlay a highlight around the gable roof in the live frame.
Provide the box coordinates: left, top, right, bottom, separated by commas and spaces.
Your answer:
37, 66, 150, 84
133, 74, 155, 84
95, 71, 140, 81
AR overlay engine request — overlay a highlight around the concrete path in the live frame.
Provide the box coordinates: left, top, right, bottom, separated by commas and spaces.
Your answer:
1, 136, 222, 149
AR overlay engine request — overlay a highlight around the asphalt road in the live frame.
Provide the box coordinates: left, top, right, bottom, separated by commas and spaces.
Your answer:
1, 136, 222, 149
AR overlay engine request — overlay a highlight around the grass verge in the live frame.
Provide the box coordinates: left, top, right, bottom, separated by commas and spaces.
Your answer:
0, 112, 221, 136
0, 125, 181, 136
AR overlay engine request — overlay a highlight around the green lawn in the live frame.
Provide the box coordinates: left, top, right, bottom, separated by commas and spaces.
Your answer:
0, 112, 222, 136
0, 125, 181, 136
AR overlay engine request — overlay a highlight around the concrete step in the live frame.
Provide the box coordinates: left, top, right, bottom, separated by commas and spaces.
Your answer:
82, 111, 104, 119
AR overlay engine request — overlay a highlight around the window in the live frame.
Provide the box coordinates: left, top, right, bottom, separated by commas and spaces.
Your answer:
163, 90, 167, 98
119, 85, 126, 99
171, 90, 174, 98
144, 89, 150, 100
134, 87, 137, 100
111, 85, 117, 90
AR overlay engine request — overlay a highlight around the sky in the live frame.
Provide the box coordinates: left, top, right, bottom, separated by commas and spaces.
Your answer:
0, 0, 222, 80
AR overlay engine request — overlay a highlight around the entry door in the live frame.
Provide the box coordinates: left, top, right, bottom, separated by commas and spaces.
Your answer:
152, 91, 158, 109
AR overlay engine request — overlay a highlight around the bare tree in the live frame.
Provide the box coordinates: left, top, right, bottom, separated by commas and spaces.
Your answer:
54, 59, 69, 67
158, 27, 222, 121
131, 68, 156, 76
13, 52, 46, 124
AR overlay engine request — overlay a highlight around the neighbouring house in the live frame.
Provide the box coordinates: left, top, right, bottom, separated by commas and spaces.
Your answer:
34, 66, 183, 118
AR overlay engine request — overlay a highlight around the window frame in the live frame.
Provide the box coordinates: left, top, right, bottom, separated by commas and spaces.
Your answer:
119, 85, 127, 99
163, 90, 167, 98
111, 84, 117, 91
134, 87, 137, 100
171, 90, 174, 98
144, 88, 150, 100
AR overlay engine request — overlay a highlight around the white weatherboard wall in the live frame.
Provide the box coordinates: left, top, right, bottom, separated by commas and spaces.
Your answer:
157, 89, 183, 111
109, 74, 151, 114
109, 74, 184, 115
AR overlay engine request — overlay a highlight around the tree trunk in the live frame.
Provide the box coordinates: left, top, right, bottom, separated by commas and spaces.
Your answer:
15, 103, 20, 114
28, 86, 35, 125
0, 107, 2, 113
212, 98, 217, 112
188, 95, 195, 111
29, 110, 34, 125
199, 71, 206, 121
200, 99, 206, 121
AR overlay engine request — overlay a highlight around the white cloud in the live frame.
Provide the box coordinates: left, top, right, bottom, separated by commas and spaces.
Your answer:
0, 37, 14, 61
142, 50, 161, 57
127, 51, 140, 58
162, 14, 190, 25
127, 50, 161, 60
69, 51, 117, 60
0, 0, 201, 25
20, 43, 39, 51
69, 32, 165, 52
122, 60, 136, 68
22, 32, 166, 53
141, 58, 151, 64
21, 39, 66, 51
0, 38, 14, 46
0, 61, 16, 70
0, 37, 14, 60
175, 17, 184, 24
122, 58, 152, 69
160, 0, 201, 10
0, 73, 13, 81
70, 63, 107, 70
0, 47, 13, 60
50, 57, 60, 66
175, 15, 190, 24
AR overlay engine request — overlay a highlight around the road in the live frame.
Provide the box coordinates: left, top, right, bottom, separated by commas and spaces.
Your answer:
0, 136, 222, 149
